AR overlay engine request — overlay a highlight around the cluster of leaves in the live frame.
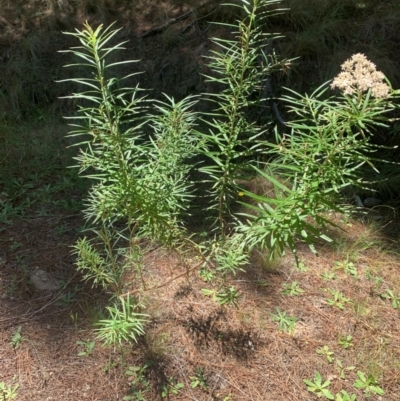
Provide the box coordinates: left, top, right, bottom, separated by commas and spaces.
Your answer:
304, 370, 384, 400
124, 363, 152, 401
0, 381, 18, 400
270, 307, 298, 334
304, 342, 385, 400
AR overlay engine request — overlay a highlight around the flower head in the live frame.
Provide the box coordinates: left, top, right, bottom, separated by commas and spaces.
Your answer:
331, 53, 390, 99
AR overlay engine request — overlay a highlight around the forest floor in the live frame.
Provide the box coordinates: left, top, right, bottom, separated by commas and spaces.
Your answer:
1, 199, 400, 401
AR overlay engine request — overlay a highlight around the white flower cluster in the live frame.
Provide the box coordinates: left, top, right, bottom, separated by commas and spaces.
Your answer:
331, 53, 390, 99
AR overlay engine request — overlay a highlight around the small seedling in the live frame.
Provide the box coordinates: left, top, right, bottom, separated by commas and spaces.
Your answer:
76, 339, 95, 356
124, 363, 151, 400
190, 367, 208, 390
161, 377, 184, 398
335, 389, 356, 401
9, 240, 22, 252
334, 259, 358, 278
57, 292, 75, 307
303, 371, 334, 399
216, 286, 240, 307
202, 286, 240, 307
321, 271, 336, 281
0, 382, 19, 400
125, 363, 151, 385
335, 360, 355, 379
380, 289, 400, 309
372, 276, 383, 289
365, 270, 382, 288
10, 326, 23, 349
296, 260, 309, 272
281, 281, 305, 296
55, 223, 68, 235
216, 394, 232, 401
103, 359, 119, 373
199, 267, 215, 282
353, 371, 384, 396
325, 289, 350, 310
338, 335, 353, 349
123, 391, 148, 401
95, 296, 148, 347
15, 255, 29, 274
270, 308, 298, 334
5, 276, 18, 297
316, 345, 334, 363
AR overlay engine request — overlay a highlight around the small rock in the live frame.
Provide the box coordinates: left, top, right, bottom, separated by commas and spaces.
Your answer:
30, 268, 58, 291
363, 197, 382, 208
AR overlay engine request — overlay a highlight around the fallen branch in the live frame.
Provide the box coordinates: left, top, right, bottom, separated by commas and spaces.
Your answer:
139, 0, 222, 38
140, 9, 193, 38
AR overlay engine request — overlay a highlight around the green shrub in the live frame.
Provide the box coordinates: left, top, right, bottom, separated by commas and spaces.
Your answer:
59, 1, 400, 343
